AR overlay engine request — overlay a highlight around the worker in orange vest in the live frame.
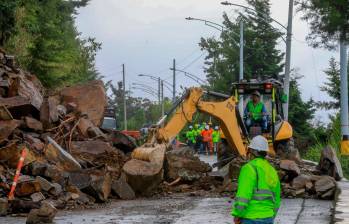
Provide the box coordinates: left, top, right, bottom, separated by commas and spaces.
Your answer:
201, 125, 212, 155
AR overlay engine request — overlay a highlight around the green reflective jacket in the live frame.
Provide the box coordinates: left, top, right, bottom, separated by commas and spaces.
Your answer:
186, 130, 196, 143
231, 158, 281, 220
212, 130, 220, 143
247, 101, 264, 120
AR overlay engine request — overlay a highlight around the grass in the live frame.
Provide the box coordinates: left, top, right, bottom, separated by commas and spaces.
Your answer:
303, 118, 349, 179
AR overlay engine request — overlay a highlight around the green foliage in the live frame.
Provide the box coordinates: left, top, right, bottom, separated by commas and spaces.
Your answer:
288, 74, 316, 140
0, 0, 19, 45
3, 0, 101, 88
297, 0, 349, 49
317, 57, 349, 110
200, 0, 284, 93
304, 115, 349, 178
319, 58, 340, 109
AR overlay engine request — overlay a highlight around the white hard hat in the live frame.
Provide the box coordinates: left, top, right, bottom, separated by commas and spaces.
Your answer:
205, 125, 209, 130
214, 126, 219, 130
189, 125, 193, 129
248, 135, 269, 152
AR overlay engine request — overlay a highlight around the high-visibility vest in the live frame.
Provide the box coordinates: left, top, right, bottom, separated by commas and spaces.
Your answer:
212, 130, 220, 143
231, 158, 281, 220
247, 101, 264, 120
186, 130, 196, 143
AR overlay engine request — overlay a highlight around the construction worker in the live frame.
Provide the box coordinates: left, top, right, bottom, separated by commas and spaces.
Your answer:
185, 125, 196, 148
212, 126, 220, 154
232, 135, 280, 224
201, 125, 212, 155
244, 91, 268, 132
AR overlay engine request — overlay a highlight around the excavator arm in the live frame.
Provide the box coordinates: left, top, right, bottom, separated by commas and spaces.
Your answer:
153, 87, 247, 157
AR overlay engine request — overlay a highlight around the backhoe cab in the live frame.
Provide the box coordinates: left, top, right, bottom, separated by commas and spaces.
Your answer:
231, 79, 293, 156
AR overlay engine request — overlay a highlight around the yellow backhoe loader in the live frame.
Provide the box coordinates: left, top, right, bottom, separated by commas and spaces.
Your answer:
123, 79, 294, 194
144, 79, 293, 159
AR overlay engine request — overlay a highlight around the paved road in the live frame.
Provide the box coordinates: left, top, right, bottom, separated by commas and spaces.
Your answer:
1, 196, 333, 224
0, 155, 333, 224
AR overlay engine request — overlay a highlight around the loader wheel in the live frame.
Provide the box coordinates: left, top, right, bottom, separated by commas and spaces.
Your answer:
275, 138, 301, 162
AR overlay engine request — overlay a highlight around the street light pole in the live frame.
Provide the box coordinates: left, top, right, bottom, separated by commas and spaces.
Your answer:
283, 0, 294, 121
158, 77, 161, 106
239, 19, 244, 116
172, 59, 176, 103
161, 80, 164, 117
122, 64, 127, 131
340, 41, 349, 154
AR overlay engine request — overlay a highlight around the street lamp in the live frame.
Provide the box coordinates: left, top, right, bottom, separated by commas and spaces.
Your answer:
221, 0, 293, 121
138, 74, 172, 91
169, 68, 207, 85
138, 74, 170, 116
131, 86, 158, 98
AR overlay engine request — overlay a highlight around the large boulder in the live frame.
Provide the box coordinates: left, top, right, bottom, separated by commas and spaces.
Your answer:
318, 146, 343, 181
165, 147, 212, 181
57, 80, 107, 126
123, 144, 166, 196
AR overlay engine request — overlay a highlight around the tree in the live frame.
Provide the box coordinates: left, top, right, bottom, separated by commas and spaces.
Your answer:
318, 58, 341, 109
0, 1, 19, 46
3, 0, 101, 88
288, 73, 316, 139
297, 0, 349, 49
200, 0, 284, 93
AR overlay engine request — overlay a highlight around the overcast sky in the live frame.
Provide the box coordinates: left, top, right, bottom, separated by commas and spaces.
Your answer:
75, 0, 338, 122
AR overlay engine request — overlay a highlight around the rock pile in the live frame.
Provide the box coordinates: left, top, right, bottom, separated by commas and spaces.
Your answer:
0, 50, 137, 222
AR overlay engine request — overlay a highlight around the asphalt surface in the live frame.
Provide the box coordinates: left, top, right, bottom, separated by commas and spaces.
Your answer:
0, 155, 334, 224
1, 196, 333, 224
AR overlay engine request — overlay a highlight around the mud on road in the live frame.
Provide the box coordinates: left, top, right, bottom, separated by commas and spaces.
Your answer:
1, 194, 333, 224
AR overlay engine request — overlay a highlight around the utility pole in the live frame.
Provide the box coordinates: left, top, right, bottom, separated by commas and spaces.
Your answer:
283, 0, 294, 121
340, 41, 349, 154
161, 80, 164, 117
239, 20, 244, 117
158, 77, 161, 106
172, 59, 176, 103
122, 64, 127, 131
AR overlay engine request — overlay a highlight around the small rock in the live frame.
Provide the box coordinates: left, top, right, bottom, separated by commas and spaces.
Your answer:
35, 176, 53, 192
44, 165, 66, 186
26, 202, 57, 224
291, 174, 311, 190
111, 178, 136, 200
0, 198, 8, 216
16, 177, 41, 197
315, 176, 336, 194
49, 183, 63, 196
29, 162, 47, 176
30, 192, 45, 202
280, 160, 300, 174
24, 117, 43, 132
